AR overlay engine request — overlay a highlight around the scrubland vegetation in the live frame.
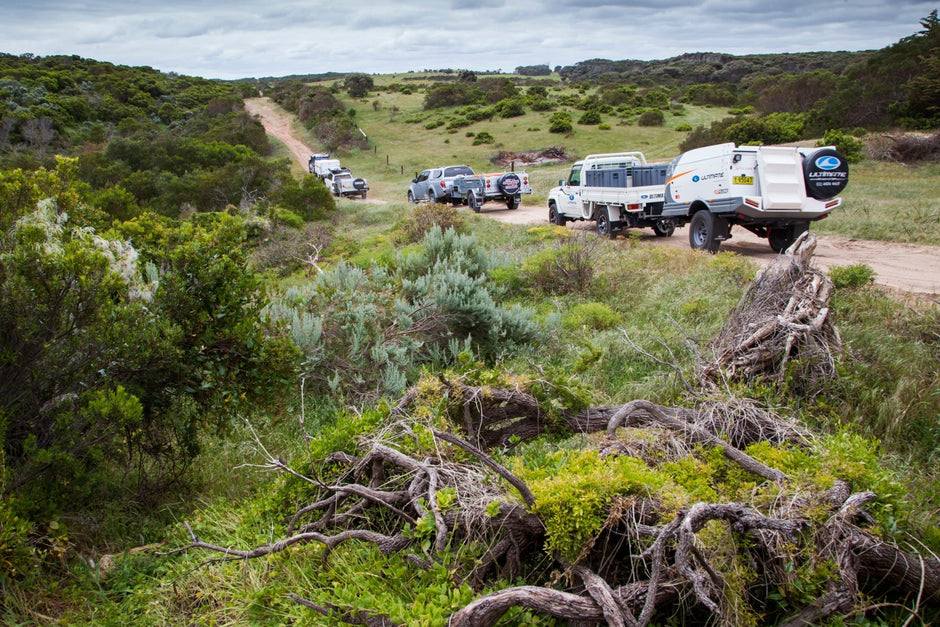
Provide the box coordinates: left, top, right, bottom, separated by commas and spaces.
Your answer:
1, 11, 939, 626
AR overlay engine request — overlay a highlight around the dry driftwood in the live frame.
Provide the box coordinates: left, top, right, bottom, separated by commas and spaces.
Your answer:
169, 377, 939, 626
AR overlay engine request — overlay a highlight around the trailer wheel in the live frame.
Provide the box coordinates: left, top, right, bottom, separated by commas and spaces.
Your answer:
360, 191, 367, 200
652, 219, 675, 237
689, 211, 721, 252
597, 212, 616, 239
506, 195, 519, 210
549, 203, 566, 226
468, 193, 481, 213
768, 222, 809, 253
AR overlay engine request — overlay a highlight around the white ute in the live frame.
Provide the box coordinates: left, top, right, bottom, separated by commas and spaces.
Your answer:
547, 152, 676, 238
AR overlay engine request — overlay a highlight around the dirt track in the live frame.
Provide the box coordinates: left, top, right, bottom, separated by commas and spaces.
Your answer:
245, 98, 940, 298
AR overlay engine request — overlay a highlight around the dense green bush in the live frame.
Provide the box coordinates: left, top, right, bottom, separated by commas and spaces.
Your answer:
637, 110, 665, 127
549, 111, 573, 134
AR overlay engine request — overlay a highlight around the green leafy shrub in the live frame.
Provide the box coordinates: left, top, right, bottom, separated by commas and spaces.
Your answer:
829, 263, 875, 288
637, 110, 665, 127
577, 110, 602, 125
472, 131, 495, 145
676, 123, 693, 132
819, 129, 864, 163
563, 302, 620, 330
519, 450, 665, 561
548, 111, 573, 134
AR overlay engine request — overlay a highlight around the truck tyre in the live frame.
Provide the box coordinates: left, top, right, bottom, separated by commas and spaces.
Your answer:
803, 148, 849, 200
549, 203, 566, 226
408, 190, 416, 203
428, 190, 437, 204
597, 212, 616, 239
689, 211, 722, 252
652, 219, 675, 237
468, 193, 481, 213
497, 172, 522, 196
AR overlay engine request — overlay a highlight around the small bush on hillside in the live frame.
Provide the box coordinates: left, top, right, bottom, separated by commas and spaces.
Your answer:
395, 202, 467, 244
829, 263, 875, 288
472, 131, 495, 145
549, 111, 573, 134
578, 110, 602, 125
676, 123, 693, 132
637, 110, 665, 127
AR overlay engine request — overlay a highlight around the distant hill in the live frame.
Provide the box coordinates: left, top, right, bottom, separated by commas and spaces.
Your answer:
557, 51, 869, 85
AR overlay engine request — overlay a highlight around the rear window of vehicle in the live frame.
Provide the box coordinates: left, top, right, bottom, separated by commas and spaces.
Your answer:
445, 166, 474, 177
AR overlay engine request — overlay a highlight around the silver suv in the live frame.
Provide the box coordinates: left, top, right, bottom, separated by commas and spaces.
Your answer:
407, 165, 475, 204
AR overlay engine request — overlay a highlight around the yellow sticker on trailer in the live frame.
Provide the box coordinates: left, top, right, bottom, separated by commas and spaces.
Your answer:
733, 175, 754, 185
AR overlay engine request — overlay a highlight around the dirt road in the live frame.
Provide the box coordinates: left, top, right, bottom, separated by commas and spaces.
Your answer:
244, 98, 940, 297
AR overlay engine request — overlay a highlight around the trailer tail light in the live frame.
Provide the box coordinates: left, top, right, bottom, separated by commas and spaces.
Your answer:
486, 179, 492, 188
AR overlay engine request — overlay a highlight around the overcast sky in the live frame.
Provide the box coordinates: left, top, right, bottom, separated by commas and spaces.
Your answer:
3, 1, 937, 80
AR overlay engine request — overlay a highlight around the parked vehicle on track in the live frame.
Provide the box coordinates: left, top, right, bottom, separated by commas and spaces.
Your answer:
407, 165, 475, 204
451, 170, 533, 211
324, 168, 369, 199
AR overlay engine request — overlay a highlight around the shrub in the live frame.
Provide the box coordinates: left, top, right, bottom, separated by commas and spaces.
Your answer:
395, 202, 466, 245
472, 131, 495, 145
819, 129, 864, 163
549, 111, 573, 134
522, 236, 597, 294
829, 263, 875, 288
563, 302, 620, 330
676, 123, 693, 132
577, 110, 602, 125
637, 110, 665, 127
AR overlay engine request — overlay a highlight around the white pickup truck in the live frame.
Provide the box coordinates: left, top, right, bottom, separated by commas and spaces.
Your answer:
547, 152, 676, 238
662, 142, 849, 252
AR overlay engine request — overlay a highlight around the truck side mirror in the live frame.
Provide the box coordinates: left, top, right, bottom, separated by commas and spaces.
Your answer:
412, 178, 417, 183
558, 179, 565, 186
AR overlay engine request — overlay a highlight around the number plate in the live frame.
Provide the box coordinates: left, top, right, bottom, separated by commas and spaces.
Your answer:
733, 175, 754, 185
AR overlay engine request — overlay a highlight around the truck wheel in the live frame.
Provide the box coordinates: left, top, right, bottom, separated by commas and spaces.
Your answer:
653, 219, 675, 237
408, 190, 415, 203
360, 191, 367, 200
597, 213, 616, 239
468, 193, 481, 213
689, 211, 721, 252
428, 191, 437, 204
549, 204, 566, 226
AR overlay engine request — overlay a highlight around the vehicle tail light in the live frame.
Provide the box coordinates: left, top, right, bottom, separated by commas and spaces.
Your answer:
440, 181, 446, 189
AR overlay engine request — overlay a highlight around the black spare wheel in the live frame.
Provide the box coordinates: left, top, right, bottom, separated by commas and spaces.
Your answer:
802, 148, 849, 200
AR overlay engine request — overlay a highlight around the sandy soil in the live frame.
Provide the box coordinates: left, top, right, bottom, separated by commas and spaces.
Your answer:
244, 98, 940, 298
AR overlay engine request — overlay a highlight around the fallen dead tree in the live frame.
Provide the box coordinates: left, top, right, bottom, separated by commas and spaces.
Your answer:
169, 380, 939, 625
